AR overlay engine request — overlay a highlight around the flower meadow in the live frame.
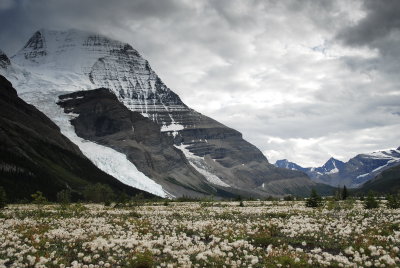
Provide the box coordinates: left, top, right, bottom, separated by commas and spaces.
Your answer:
1, 200, 400, 267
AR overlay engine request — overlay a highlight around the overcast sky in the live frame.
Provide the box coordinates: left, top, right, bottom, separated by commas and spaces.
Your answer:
1, 0, 400, 166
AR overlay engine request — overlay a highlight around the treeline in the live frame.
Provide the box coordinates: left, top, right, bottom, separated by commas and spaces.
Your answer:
304, 186, 400, 209
0, 183, 161, 208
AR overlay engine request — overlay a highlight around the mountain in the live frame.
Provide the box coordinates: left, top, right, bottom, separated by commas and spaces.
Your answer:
57, 88, 237, 198
275, 159, 308, 172
0, 75, 154, 201
357, 164, 400, 194
312, 157, 345, 174
0, 28, 322, 198
274, 148, 400, 188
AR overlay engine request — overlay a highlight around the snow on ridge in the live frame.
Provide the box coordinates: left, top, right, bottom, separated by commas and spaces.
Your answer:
160, 123, 184, 132
371, 159, 399, 174
363, 149, 400, 160
324, 159, 339, 174
12, 28, 132, 73
327, 167, 339, 174
356, 173, 369, 179
161, 123, 184, 138
174, 144, 230, 188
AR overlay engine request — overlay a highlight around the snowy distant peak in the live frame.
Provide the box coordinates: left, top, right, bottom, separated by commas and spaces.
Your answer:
274, 159, 306, 171
359, 148, 400, 160
275, 147, 400, 188
12, 28, 141, 71
275, 159, 290, 166
20, 30, 46, 63
318, 157, 345, 173
0, 50, 10, 69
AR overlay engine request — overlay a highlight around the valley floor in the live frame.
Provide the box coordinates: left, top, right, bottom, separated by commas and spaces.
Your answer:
1, 201, 400, 267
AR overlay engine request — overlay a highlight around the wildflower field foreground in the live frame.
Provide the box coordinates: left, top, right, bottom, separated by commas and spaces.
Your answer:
1, 200, 400, 267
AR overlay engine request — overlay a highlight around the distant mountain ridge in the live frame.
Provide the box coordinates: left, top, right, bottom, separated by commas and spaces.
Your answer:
274, 148, 400, 188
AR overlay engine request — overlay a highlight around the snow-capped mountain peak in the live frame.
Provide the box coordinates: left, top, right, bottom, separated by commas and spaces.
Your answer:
274, 147, 400, 188
11, 28, 185, 124
13, 29, 140, 71
360, 148, 400, 161
318, 157, 344, 174
274, 159, 306, 171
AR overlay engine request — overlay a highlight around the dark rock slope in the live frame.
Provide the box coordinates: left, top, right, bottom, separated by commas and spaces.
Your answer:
357, 164, 400, 194
0, 75, 154, 201
57, 88, 228, 198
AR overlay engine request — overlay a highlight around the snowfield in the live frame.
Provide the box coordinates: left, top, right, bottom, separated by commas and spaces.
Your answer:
1, 201, 400, 267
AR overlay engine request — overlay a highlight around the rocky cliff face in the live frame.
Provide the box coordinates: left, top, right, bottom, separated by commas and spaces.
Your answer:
275, 148, 400, 188
0, 50, 10, 69
2, 28, 320, 198
57, 88, 233, 198
0, 75, 154, 201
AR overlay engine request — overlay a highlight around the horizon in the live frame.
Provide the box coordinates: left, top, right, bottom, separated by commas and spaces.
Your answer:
1, 0, 400, 167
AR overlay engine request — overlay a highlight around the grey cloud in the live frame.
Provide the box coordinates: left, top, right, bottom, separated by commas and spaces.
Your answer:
336, 0, 400, 48
0, 0, 399, 166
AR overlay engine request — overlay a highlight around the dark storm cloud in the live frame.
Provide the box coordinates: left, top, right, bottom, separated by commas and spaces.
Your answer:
0, 0, 399, 166
0, 0, 188, 54
336, 0, 400, 48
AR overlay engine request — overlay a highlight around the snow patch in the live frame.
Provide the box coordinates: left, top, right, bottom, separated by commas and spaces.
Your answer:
161, 123, 184, 138
174, 144, 230, 188
371, 160, 398, 174
328, 167, 339, 174
356, 173, 369, 179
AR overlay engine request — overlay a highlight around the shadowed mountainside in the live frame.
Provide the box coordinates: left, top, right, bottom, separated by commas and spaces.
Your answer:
0, 75, 154, 201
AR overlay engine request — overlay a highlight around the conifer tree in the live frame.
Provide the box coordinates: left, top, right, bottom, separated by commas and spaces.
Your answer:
364, 191, 378, 209
342, 185, 348, 200
306, 189, 323, 207
0, 186, 7, 209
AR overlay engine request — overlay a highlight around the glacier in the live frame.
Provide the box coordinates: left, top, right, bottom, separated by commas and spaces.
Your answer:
1, 55, 169, 198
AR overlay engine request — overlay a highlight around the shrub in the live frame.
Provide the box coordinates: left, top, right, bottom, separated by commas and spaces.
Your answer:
56, 189, 72, 204
364, 191, 379, 209
0, 186, 7, 209
283, 195, 294, 201
83, 183, 115, 204
305, 189, 323, 207
386, 194, 400, 209
325, 199, 341, 211
31, 191, 47, 204
127, 250, 154, 268
117, 191, 130, 204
